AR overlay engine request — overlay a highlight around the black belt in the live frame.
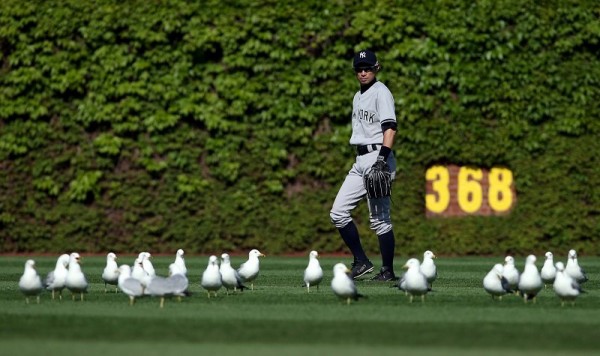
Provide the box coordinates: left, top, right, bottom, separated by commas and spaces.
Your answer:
356, 144, 381, 156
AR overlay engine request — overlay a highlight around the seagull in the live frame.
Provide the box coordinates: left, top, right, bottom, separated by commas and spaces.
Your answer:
65, 252, 88, 301
518, 255, 543, 303
420, 250, 437, 290
168, 263, 190, 301
483, 263, 513, 300
395, 272, 408, 296
220, 253, 247, 294
102, 252, 119, 293
117, 264, 144, 306
140, 252, 156, 279
144, 276, 173, 308
19, 259, 43, 304
201, 255, 222, 298
238, 249, 265, 290
173, 249, 187, 276
44, 253, 69, 300
554, 261, 584, 307
401, 258, 429, 303
131, 256, 149, 286
540, 251, 557, 288
502, 256, 520, 291
303, 250, 323, 293
565, 249, 588, 283
331, 263, 364, 305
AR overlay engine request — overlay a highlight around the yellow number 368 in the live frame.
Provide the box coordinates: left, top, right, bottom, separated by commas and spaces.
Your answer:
425, 165, 515, 216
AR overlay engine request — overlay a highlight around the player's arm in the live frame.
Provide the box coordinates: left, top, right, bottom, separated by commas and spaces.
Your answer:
378, 122, 397, 161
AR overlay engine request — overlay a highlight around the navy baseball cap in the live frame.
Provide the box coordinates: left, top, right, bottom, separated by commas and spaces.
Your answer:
353, 50, 378, 67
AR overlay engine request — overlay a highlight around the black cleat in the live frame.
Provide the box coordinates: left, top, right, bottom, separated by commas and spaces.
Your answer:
351, 260, 374, 279
370, 266, 398, 281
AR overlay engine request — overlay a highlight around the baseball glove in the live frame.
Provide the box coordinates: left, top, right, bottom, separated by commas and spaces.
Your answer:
364, 159, 392, 199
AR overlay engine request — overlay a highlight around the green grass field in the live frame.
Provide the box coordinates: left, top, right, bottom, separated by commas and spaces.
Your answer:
1, 254, 598, 356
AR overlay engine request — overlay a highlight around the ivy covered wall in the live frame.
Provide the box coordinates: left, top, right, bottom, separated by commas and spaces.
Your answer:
1, 0, 599, 255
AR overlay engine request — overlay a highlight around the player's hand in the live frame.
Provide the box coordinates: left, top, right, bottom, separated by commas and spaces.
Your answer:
371, 156, 389, 172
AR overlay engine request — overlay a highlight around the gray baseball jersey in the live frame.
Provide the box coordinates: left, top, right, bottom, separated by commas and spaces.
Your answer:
349, 81, 396, 145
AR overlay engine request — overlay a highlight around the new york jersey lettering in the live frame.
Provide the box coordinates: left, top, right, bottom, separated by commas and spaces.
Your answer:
357, 109, 375, 123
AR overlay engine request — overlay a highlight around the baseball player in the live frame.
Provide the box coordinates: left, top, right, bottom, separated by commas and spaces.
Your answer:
330, 49, 398, 281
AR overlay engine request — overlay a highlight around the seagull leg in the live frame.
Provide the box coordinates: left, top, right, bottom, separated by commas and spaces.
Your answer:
129, 296, 135, 306
346, 298, 351, 305
160, 297, 165, 308
37, 295, 40, 304
421, 295, 425, 303
80, 293, 84, 302
51, 290, 55, 300
25, 297, 29, 304
306, 283, 310, 293
409, 295, 414, 303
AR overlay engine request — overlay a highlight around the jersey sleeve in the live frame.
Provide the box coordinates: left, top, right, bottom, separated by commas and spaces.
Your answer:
377, 87, 396, 127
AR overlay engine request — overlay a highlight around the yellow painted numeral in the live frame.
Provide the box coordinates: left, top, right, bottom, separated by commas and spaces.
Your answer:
425, 166, 450, 213
488, 168, 514, 212
457, 167, 483, 213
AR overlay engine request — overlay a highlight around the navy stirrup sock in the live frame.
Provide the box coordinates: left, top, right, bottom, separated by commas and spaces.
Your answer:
377, 230, 395, 270
338, 222, 368, 262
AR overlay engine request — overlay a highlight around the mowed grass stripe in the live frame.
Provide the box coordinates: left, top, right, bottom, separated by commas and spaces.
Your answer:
1, 255, 598, 355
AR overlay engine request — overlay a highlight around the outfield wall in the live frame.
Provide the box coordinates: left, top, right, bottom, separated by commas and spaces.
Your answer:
1, 0, 598, 255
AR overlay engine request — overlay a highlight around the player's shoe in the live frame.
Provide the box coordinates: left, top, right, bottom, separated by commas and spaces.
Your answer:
351, 260, 374, 279
370, 266, 398, 281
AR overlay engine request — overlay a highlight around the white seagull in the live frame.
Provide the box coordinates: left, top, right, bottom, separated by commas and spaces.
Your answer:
44, 253, 69, 300
238, 249, 265, 290
331, 263, 364, 305
402, 258, 429, 303
140, 252, 156, 279
65, 252, 88, 301
420, 250, 437, 290
220, 253, 247, 294
303, 250, 324, 293
102, 252, 119, 293
540, 251, 557, 288
19, 259, 43, 304
395, 272, 408, 296
565, 249, 588, 283
173, 249, 187, 276
201, 255, 222, 298
168, 263, 189, 301
502, 256, 520, 291
483, 263, 513, 300
117, 264, 144, 306
518, 255, 543, 303
131, 256, 149, 287
143, 264, 190, 308
554, 261, 584, 307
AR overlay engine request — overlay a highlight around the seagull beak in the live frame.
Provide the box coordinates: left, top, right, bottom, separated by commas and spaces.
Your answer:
432, 254, 437, 259
260, 253, 266, 257
345, 268, 351, 275
402, 264, 409, 269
